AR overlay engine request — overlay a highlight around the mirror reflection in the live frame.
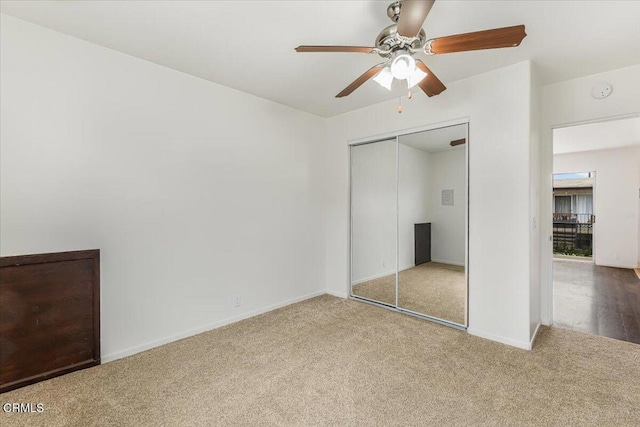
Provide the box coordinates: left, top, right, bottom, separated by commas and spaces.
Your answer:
397, 124, 467, 324
350, 139, 397, 306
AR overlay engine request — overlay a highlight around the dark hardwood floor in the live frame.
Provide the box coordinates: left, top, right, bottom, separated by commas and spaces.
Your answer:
553, 259, 640, 344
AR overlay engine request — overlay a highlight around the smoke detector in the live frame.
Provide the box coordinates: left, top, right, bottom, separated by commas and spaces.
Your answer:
591, 82, 612, 99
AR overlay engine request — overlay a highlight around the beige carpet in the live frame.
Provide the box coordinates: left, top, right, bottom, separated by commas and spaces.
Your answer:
352, 262, 465, 324
2, 295, 639, 426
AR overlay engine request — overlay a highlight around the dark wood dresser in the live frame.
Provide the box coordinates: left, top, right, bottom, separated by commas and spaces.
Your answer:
414, 223, 432, 266
0, 250, 100, 393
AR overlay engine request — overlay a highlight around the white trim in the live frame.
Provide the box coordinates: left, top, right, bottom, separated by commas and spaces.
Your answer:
351, 264, 415, 286
398, 264, 415, 272
592, 170, 597, 265
348, 117, 470, 146
351, 269, 396, 285
395, 135, 399, 307
467, 328, 532, 350
431, 259, 466, 267
101, 290, 326, 363
348, 143, 353, 299
595, 262, 639, 269
530, 322, 541, 348
465, 121, 470, 327
550, 112, 640, 130
325, 290, 348, 299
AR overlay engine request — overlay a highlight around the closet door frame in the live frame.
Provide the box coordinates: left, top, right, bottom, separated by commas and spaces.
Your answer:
348, 117, 470, 330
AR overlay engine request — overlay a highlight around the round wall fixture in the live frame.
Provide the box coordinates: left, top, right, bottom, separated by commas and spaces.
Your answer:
591, 82, 612, 99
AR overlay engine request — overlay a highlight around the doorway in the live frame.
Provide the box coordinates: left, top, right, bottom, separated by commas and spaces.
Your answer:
552, 171, 595, 262
551, 116, 640, 344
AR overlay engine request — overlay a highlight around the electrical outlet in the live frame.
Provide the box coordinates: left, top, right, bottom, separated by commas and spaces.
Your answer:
233, 295, 242, 308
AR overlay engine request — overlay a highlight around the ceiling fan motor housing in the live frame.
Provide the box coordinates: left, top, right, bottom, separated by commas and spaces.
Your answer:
375, 25, 426, 58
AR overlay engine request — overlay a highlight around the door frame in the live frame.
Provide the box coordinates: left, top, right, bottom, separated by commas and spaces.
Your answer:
544, 113, 640, 325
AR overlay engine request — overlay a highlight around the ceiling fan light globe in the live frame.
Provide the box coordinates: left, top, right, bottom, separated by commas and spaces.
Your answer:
373, 66, 394, 90
407, 67, 428, 89
390, 51, 416, 80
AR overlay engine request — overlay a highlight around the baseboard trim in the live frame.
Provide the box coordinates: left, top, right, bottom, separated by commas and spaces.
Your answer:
595, 261, 637, 270
431, 259, 465, 267
467, 328, 532, 350
352, 264, 415, 285
102, 290, 326, 363
352, 270, 395, 285
530, 322, 541, 349
325, 290, 348, 299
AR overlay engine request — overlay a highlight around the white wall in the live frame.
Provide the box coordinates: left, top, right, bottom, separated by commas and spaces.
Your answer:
324, 61, 536, 348
0, 15, 327, 362
540, 64, 640, 325
554, 146, 640, 268
428, 147, 466, 266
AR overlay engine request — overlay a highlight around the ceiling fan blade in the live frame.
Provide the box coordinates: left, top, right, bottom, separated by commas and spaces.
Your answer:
397, 0, 436, 38
295, 46, 375, 53
336, 64, 385, 98
415, 60, 446, 97
428, 25, 526, 54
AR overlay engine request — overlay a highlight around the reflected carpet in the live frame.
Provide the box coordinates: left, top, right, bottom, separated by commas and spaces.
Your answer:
352, 262, 465, 324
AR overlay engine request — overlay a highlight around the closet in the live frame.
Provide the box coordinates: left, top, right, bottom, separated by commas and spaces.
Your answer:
350, 123, 468, 328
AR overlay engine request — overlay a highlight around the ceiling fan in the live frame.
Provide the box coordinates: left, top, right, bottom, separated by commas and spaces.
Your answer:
295, 0, 526, 99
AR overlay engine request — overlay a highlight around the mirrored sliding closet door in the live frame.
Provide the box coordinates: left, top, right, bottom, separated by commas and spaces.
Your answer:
350, 138, 397, 307
350, 123, 468, 328
397, 124, 468, 326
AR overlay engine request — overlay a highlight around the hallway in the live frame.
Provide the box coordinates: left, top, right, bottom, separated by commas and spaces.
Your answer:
553, 260, 640, 344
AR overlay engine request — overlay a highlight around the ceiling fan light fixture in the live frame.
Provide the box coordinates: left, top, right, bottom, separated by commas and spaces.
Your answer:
373, 66, 394, 90
390, 50, 416, 80
407, 66, 428, 89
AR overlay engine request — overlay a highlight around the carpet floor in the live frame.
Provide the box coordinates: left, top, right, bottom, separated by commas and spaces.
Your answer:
352, 262, 466, 324
2, 295, 639, 426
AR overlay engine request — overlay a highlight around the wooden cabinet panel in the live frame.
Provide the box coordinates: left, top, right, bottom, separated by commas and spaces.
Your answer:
414, 223, 431, 266
0, 250, 100, 393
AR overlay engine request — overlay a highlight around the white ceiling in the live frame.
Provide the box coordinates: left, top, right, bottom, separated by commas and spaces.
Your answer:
553, 116, 640, 155
400, 123, 466, 152
1, 1, 639, 117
